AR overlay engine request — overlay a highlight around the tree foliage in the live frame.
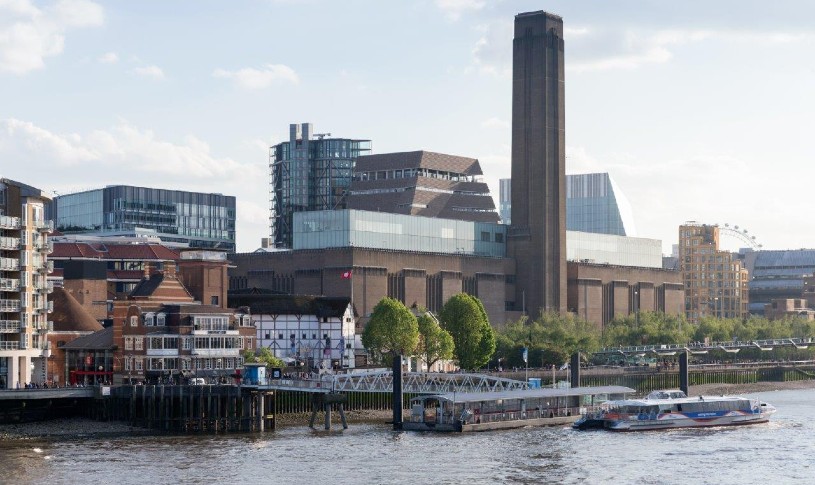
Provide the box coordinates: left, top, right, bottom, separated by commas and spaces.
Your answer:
242, 347, 284, 369
416, 312, 455, 369
602, 311, 691, 348
439, 293, 495, 370
361, 297, 419, 362
496, 312, 600, 368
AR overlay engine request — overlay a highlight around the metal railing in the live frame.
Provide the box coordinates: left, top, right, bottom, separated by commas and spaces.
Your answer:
0, 278, 19, 292
35, 220, 54, 232
0, 257, 19, 271
0, 215, 20, 229
0, 320, 21, 333
0, 236, 20, 250
0, 299, 21, 312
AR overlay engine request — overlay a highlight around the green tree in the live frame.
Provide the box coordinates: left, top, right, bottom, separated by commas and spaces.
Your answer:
416, 312, 455, 370
439, 293, 495, 370
496, 312, 600, 368
361, 297, 420, 363
242, 347, 284, 369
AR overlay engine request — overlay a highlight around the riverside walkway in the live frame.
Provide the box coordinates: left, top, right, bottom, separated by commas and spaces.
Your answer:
595, 337, 814, 356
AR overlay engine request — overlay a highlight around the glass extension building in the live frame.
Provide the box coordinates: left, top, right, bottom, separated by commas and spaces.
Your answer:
270, 123, 371, 248
293, 210, 507, 258
50, 186, 236, 251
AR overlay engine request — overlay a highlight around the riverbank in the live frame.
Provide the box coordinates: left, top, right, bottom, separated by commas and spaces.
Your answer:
3, 379, 813, 439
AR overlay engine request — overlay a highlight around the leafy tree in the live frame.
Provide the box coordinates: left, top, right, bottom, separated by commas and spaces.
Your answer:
242, 347, 284, 369
497, 312, 600, 368
361, 297, 419, 363
416, 312, 455, 370
602, 311, 692, 347
439, 293, 495, 370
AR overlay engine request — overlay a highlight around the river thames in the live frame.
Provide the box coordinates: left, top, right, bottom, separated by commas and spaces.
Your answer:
1, 388, 812, 485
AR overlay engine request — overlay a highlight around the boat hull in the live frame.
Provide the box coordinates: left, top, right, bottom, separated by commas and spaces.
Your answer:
603, 411, 774, 431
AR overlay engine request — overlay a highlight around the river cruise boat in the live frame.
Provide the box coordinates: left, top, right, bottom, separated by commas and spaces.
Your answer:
404, 385, 634, 432
572, 389, 776, 431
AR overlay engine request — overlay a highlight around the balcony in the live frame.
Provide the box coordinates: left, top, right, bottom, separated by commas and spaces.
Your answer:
0, 215, 20, 230
0, 320, 21, 333
0, 341, 20, 350
36, 281, 54, 294
37, 320, 53, 332
35, 220, 54, 233
35, 300, 53, 313
0, 278, 19, 292
0, 236, 20, 250
0, 299, 21, 312
34, 240, 53, 254
36, 260, 54, 274
0, 257, 19, 271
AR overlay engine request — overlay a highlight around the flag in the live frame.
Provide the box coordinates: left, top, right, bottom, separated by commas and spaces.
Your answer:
341, 270, 352, 279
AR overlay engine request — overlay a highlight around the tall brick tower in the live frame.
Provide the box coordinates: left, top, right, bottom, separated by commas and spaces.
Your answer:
509, 11, 567, 316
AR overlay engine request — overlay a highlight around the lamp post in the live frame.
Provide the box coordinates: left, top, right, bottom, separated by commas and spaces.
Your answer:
634, 290, 639, 326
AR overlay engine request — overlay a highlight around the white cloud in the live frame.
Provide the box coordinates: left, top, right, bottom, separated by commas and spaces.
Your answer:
471, 19, 512, 76
0, 117, 262, 181
97, 51, 117, 63
481, 117, 509, 130
212, 64, 299, 89
0, 0, 104, 74
133, 64, 164, 79
435, 0, 484, 21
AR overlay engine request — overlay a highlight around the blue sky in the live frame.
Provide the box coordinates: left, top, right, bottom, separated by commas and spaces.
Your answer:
2, 0, 814, 253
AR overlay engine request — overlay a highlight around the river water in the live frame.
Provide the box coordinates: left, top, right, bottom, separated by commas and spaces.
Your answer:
1, 389, 812, 485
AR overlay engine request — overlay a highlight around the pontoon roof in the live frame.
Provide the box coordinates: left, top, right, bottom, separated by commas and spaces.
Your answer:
412, 386, 635, 404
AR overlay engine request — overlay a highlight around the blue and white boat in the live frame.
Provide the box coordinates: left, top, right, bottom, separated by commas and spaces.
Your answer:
573, 389, 776, 431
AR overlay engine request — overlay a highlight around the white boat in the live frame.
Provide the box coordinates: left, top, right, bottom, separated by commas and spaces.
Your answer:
573, 389, 776, 431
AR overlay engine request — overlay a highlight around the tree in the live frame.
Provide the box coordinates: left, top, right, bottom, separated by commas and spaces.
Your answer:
439, 293, 495, 370
361, 297, 420, 363
416, 312, 454, 370
242, 347, 284, 369
496, 312, 600, 368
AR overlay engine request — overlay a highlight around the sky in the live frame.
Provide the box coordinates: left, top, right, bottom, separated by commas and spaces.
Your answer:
1, 0, 814, 254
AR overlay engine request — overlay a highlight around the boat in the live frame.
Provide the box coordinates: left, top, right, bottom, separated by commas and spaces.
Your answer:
572, 389, 776, 431
403, 385, 634, 432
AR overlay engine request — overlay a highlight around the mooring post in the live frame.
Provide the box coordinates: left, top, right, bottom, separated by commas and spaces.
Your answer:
324, 401, 332, 430
679, 350, 689, 396
309, 394, 319, 429
338, 403, 348, 429
392, 353, 403, 430
570, 352, 581, 388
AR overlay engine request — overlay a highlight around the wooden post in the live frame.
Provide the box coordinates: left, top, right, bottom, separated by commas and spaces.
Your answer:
570, 352, 581, 388
392, 353, 403, 430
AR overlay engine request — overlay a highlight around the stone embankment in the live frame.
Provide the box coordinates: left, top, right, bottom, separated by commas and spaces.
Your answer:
689, 379, 815, 396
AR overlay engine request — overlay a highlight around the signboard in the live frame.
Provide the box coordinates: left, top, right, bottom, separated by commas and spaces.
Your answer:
270, 367, 282, 379
522, 347, 528, 364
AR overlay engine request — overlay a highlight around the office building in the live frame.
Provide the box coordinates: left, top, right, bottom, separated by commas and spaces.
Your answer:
508, 11, 567, 316
678, 223, 749, 322
0, 178, 53, 389
270, 123, 371, 248
740, 249, 815, 315
49, 185, 236, 251
347, 151, 499, 223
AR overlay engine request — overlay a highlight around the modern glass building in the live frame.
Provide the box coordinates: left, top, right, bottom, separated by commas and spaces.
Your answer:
566, 173, 636, 236
499, 173, 637, 236
566, 231, 662, 268
293, 210, 507, 258
270, 123, 371, 248
50, 185, 236, 251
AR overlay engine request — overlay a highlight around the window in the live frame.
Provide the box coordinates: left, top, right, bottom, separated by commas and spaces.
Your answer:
124, 358, 131, 371
278, 333, 283, 340
495, 233, 504, 243
143, 313, 154, 326
182, 337, 191, 350
157, 313, 166, 326
265, 333, 270, 339
130, 316, 138, 327
481, 231, 490, 242
124, 337, 133, 350
211, 296, 219, 306
135, 358, 143, 371
134, 337, 143, 351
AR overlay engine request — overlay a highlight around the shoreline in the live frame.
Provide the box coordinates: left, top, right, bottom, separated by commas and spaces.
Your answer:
3, 379, 813, 440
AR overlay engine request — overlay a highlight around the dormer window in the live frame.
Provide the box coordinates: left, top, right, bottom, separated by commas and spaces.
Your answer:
157, 313, 166, 326
143, 313, 155, 326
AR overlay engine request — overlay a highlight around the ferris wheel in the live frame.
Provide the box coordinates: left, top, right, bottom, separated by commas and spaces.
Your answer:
714, 223, 763, 250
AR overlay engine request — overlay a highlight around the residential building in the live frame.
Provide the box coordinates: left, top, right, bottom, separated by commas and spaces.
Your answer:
0, 178, 53, 389
508, 11, 567, 316
270, 123, 371, 248
228, 290, 357, 369
110, 261, 255, 384
347, 151, 499, 223
678, 223, 749, 322
499, 178, 511, 225
49, 185, 236, 251
763, 298, 815, 321
47, 287, 104, 385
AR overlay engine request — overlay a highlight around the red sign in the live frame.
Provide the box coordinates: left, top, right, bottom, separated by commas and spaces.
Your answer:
341, 270, 352, 279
